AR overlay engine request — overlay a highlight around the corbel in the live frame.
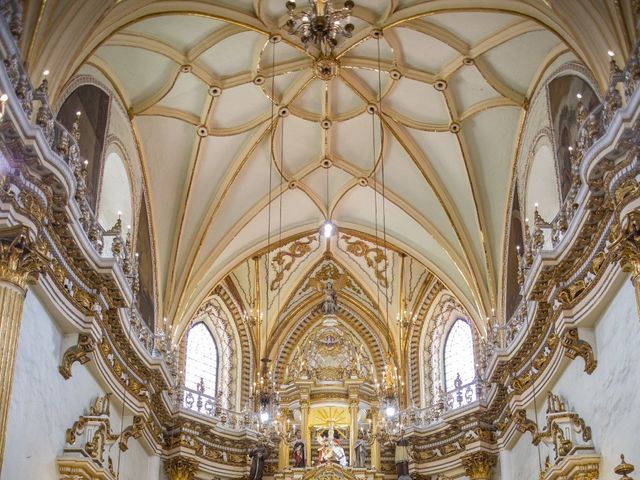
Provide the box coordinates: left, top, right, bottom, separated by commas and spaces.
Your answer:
59, 333, 96, 379
119, 415, 146, 451
561, 328, 597, 374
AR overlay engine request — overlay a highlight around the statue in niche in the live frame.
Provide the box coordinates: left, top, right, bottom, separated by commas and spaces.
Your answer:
395, 434, 411, 480
249, 443, 269, 480
354, 431, 367, 468
291, 431, 306, 468
321, 281, 338, 315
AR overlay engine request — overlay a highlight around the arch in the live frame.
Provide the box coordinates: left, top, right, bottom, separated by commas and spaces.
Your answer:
97, 150, 133, 231
418, 291, 477, 408
547, 73, 599, 202
136, 192, 156, 329
189, 291, 244, 410
56, 84, 111, 210
525, 139, 561, 226
184, 322, 219, 398
442, 319, 475, 393
504, 183, 524, 321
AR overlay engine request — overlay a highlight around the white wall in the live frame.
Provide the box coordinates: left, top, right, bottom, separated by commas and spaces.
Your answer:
500, 280, 640, 479
1, 290, 158, 480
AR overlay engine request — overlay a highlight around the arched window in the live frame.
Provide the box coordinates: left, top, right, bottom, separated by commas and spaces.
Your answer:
98, 151, 132, 231
184, 323, 218, 399
443, 319, 476, 407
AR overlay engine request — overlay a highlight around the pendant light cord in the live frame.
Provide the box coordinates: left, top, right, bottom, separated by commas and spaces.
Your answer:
262, 38, 276, 378
376, 38, 391, 351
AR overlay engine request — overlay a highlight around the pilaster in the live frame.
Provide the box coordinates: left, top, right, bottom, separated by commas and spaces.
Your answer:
0, 228, 47, 475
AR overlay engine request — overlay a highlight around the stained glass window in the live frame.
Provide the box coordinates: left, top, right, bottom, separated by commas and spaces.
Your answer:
443, 319, 475, 392
184, 323, 218, 396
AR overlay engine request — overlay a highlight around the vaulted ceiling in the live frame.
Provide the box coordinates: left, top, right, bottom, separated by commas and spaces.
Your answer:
29, 0, 632, 332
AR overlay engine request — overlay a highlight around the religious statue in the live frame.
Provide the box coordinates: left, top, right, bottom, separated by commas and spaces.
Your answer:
354, 432, 367, 468
316, 429, 347, 467
249, 444, 269, 480
321, 281, 338, 315
395, 435, 411, 480
291, 432, 306, 468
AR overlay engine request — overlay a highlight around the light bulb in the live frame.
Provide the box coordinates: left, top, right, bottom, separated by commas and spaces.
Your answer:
384, 405, 396, 418
576, 93, 582, 100
0, 94, 7, 102
260, 411, 270, 423
322, 221, 334, 238
43, 70, 50, 76
607, 50, 615, 57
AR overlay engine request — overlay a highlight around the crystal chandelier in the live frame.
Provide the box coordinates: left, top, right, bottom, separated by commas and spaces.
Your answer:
285, 0, 355, 55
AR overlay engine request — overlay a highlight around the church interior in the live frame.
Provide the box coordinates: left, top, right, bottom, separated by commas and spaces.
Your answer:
0, 1, 639, 479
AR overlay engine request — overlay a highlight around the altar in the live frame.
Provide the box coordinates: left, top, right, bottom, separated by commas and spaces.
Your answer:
273, 462, 384, 480
273, 311, 382, 473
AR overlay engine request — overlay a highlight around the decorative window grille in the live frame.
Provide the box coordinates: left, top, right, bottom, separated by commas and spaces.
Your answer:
183, 323, 218, 409
443, 319, 476, 408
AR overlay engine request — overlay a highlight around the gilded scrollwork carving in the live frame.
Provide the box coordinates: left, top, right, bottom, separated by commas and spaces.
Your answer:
609, 210, 640, 289
533, 393, 595, 467
461, 451, 497, 480
64, 394, 119, 464
561, 328, 597, 374
59, 333, 96, 380
270, 235, 317, 291
164, 456, 199, 480
0, 227, 48, 290
513, 409, 538, 437
339, 234, 389, 288
119, 415, 146, 452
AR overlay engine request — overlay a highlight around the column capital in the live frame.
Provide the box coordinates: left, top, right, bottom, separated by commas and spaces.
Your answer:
462, 451, 497, 480
611, 211, 640, 280
164, 456, 199, 480
0, 227, 48, 291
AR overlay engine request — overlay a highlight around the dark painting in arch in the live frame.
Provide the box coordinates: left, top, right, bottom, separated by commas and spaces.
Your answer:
136, 193, 156, 330
505, 184, 524, 320
57, 85, 110, 211
548, 74, 599, 202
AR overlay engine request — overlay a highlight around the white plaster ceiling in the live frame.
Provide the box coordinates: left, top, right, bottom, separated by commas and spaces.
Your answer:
84, 1, 568, 325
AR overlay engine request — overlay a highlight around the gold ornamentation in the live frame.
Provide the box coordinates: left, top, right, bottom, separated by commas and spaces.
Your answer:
561, 328, 597, 374
461, 452, 497, 480
513, 409, 538, 437
270, 235, 317, 291
615, 454, 635, 479
119, 415, 146, 452
609, 211, 640, 292
65, 394, 119, 463
59, 333, 96, 379
164, 456, 199, 480
0, 227, 48, 290
339, 234, 389, 288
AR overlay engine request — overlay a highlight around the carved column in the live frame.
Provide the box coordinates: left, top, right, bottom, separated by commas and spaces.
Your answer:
348, 397, 358, 466
462, 452, 497, 480
301, 399, 311, 467
370, 405, 380, 470
164, 456, 199, 480
0, 229, 46, 475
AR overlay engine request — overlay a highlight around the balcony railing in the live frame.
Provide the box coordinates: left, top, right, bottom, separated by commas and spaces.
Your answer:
176, 385, 254, 431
